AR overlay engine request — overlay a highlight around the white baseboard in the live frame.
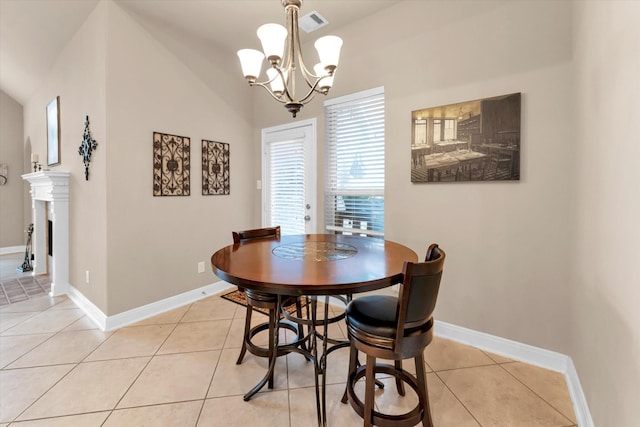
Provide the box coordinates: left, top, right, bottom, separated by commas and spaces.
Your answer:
434, 320, 569, 372
565, 357, 595, 427
67, 286, 108, 330
67, 280, 235, 331
435, 320, 593, 427
0, 246, 24, 255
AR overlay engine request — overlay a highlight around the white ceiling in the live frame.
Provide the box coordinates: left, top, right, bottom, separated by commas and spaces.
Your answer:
0, 0, 400, 106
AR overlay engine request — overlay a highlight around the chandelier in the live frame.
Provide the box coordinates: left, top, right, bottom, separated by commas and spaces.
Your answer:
237, 0, 343, 118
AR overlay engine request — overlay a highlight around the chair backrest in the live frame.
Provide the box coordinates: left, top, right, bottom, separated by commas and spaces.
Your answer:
232, 226, 281, 244
395, 244, 445, 349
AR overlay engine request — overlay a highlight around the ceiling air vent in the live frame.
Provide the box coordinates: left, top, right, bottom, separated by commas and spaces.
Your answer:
298, 11, 328, 33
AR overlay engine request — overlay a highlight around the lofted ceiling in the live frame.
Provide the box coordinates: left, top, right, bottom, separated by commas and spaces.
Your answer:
0, 0, 400, 106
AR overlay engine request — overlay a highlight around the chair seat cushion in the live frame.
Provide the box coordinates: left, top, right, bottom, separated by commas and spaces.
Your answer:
346, 295, 398, 338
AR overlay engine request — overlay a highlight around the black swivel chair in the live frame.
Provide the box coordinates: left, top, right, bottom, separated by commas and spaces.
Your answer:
344, 244, 445, 427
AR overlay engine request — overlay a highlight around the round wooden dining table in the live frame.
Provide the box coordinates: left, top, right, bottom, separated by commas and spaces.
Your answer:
211, 233, 418, 296
211, 233, 418, 426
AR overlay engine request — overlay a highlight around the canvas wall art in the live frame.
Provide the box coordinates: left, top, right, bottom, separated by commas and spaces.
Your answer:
153, 132, 190, 196
202, 140, 230, 195
411, 92, 521, 183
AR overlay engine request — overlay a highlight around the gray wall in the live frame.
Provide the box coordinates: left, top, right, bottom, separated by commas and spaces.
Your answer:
572, 1, 640, 425
0, 90, 25, 249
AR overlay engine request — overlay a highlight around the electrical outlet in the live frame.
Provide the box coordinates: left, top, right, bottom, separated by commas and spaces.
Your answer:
85, 270, 90, 284
197, 261, 205, 273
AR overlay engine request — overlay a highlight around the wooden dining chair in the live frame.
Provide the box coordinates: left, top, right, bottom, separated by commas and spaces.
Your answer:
344, 243, 445, 427
232, 226, 305, 395
232, 226, 281, 244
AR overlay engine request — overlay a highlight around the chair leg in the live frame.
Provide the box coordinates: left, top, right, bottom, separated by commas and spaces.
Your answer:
342, 342, 359, 403
295, 298, 304, 340
295, 298, 310, 356
415, 352, 433, 427
394, 360, 406, 396
236, 305, 252, 364
267, 307, 277, 389
364, 354, 376, 427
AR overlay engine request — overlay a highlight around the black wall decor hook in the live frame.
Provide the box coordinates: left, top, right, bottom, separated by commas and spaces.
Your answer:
78, 115, 98, 180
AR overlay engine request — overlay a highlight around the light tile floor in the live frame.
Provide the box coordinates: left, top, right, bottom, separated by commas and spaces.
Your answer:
0, 254, 33, 282
0, 253, 51, 307
0, 292, 577, 427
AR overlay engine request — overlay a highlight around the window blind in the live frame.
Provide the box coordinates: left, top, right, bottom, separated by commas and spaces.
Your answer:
324, 87, 384, 237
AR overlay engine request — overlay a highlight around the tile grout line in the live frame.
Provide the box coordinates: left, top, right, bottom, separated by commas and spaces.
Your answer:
0, 313, 48, 336
35, 276, 50, 296
7, 409, 112, 424
1, 300, 86, 369
5, 293, 225, 426
193, 302, 239, 427
0, 281, 11, 304
16, 277, 34, 300
98, 300, 238, 423
428, 361, 503, 374
106, 307, 191, 418
1, 327, 66, 370
431, 364, 491, 427
495, 362, 576, 425
14, 277, 31, 304
4, 298, 110, 423
97, 399, 210, 427
80, 309, 194, 426
8, 360, 81, 423
0, 273, 51, 308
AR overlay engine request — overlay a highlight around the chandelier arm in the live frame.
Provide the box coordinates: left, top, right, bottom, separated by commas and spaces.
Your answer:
311, 75, 330, 94
253, 68, 281, 86
273, 67, 295, 104
250, 81, 288, 104
296, 78, 324, 105
249, 69, 287, 97
278, 69, 327, 106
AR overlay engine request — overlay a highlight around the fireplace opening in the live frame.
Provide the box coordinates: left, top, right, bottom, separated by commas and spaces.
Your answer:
48, 220, 53, 257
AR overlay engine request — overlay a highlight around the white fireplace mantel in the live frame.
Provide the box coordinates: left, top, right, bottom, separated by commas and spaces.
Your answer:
22, 171, 70, 296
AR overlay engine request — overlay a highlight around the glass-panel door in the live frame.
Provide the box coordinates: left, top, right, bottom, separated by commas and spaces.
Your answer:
262, 119, 317, 235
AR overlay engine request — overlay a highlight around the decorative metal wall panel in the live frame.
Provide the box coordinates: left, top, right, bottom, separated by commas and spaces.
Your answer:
78, 115, 97, 181
153, 132, 190, 196
202, 140, 230, 195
